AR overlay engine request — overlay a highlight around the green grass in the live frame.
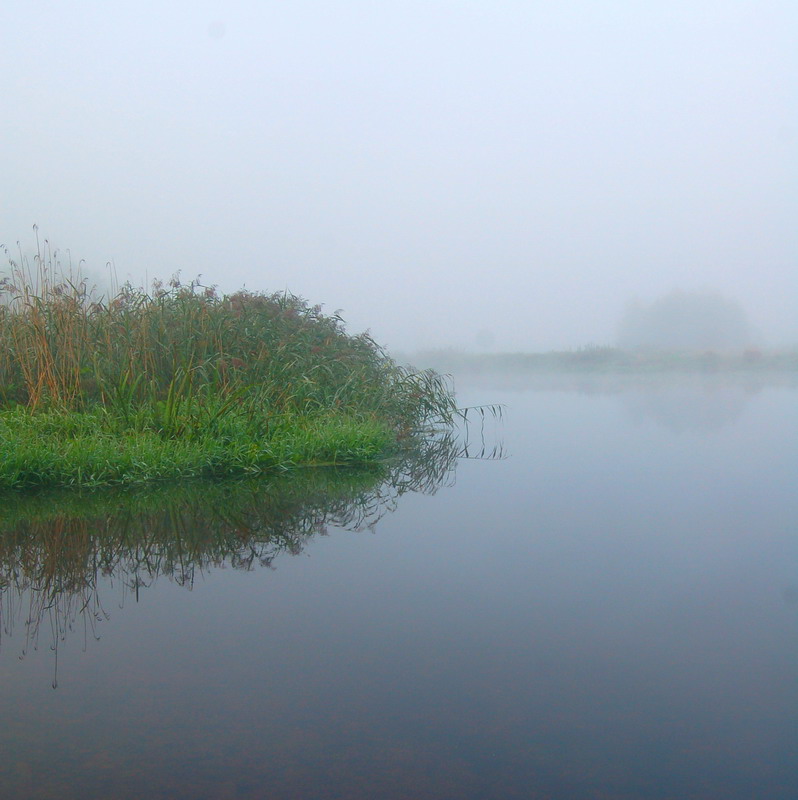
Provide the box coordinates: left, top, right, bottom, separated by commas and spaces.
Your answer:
0, 406, 395, 489
0, 237, 455, 488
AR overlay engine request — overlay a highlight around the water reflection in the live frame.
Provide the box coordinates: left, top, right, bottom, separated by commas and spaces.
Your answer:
621, 380, 753, 432
0, 434, 462, 685
454, 371, 797, 432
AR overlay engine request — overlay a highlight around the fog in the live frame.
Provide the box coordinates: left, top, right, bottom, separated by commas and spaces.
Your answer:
617, 290, 753, 351
2, 0, 795, 352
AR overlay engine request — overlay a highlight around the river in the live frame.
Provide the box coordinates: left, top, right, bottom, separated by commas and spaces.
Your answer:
0, 373, 795, 799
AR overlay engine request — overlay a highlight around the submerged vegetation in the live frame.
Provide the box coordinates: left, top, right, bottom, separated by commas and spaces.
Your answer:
0, 236, 456, 488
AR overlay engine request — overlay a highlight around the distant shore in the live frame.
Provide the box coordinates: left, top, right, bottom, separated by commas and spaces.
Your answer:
404, 347, 798, 377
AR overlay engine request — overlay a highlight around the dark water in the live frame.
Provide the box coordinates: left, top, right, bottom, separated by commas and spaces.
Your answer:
1, 377, 796, 799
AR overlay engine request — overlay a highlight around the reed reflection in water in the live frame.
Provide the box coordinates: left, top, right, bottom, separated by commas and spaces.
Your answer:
0, 429, 473, 687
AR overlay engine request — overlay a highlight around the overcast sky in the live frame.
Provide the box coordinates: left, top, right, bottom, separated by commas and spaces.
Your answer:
1, 1, 795, 351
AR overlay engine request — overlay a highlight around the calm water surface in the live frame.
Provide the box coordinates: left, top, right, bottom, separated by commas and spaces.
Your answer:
1, 376, 796, 799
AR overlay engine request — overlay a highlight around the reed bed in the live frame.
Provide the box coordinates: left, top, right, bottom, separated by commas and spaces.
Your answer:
0, 238, 456, 488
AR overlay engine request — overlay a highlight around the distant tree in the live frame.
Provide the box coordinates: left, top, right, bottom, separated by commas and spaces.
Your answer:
617, 290, 752, 352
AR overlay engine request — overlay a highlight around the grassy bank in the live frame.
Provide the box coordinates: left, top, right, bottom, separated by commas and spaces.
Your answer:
0, 243, 455, 489
0, 407, 395, 488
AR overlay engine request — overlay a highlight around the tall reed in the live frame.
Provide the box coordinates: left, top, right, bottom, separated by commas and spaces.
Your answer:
0, 238, 455, 437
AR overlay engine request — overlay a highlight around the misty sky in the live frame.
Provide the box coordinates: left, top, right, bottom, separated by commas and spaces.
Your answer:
2, 1, 795, 351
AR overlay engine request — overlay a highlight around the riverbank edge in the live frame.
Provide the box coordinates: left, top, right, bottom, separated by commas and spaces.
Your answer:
0, 408, 398, 490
